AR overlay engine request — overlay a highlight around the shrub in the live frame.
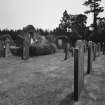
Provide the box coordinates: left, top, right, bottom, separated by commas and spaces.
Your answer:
30, 36, 56, 56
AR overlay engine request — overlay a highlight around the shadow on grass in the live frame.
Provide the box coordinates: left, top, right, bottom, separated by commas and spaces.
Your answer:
58, 92, 74, 105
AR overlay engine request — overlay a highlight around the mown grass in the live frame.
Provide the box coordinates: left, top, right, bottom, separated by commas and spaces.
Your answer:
0, 77, 73, 105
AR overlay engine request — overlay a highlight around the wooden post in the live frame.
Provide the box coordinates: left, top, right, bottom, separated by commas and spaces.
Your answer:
22, 33, 30, 60
99, 43, 101, 55
102, 42, 105, 54
83, 40, 87, 53
74, 40, 84, 101
93, 43, 96, 61
97, 43, 101, 56
0, 40, 2, 57
87, 41, 92, 74
74, 48, 79, 101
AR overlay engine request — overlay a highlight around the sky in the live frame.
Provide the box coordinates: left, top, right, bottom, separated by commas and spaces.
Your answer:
0, 0, 105, 30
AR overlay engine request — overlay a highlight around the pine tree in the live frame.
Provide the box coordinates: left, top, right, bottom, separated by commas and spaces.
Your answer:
83, 0, 104, 31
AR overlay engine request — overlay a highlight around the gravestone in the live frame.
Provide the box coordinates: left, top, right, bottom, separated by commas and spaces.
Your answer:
74, 40, 84, 101
58, 39, 63, 48
5, 38, 12, 57
1, 41, 5, 57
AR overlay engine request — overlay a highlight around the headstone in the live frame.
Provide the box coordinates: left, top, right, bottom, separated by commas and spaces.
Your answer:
58, 39, 62, 48
1, 41, 5, 57
5, 38, 12, 57
74, 40, 84, 101
56, 39, 63, 49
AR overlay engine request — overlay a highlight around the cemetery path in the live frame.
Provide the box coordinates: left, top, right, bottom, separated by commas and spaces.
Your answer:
0, 50, 105, 105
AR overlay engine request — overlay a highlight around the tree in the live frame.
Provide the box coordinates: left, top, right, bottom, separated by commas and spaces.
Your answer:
52, 27, 65, 36
59, 10, 70, 33
83, 0, 104, 31
71, 14, 87, 39
97, 17, 105, 42
59, 10, 87, 40
97, 17, 105, 31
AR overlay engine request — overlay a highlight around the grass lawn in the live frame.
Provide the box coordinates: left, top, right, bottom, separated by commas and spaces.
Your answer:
0, 51, 74, 105
0, 51, 105, 105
